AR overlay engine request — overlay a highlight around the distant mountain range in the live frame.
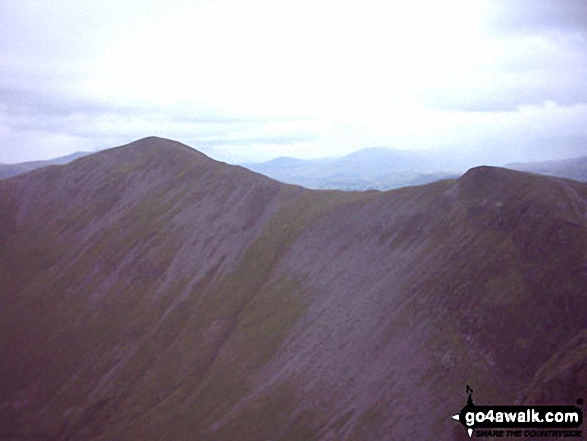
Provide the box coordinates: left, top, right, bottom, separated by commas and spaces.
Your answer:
244, 148, 587, 190
0, 151, 91, 179
243, 147, 460, 190
1, 137, 585, 440
507, 156, 587, 182
3, 147, 586, 191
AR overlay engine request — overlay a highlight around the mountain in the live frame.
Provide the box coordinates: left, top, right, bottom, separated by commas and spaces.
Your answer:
0, 151, 92, 179
244, 147, 459, 190
506, 156, 587, 182
1, 137, 585, 440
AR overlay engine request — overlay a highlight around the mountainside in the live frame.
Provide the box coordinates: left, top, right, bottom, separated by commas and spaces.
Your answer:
244, 147, 458, 190
507, 156, 587, 182
1, 137, 586, 440
0, 151, 92, 179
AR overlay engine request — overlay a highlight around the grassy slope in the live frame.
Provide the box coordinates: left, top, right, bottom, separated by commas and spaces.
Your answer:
0, 140, 585, 440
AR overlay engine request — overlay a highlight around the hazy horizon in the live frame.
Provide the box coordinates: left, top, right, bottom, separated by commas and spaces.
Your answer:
1, 1, 586, 165
1, 136, 586, 173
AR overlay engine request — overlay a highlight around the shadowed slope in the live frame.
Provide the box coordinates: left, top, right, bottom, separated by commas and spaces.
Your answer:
0, 139, 585, 440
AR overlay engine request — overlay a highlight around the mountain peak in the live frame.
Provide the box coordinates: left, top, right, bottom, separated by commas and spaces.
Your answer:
56, 136, 221, 183
460, 165, 515, 180
107, 136, 212, 162
458, 165, 535, 192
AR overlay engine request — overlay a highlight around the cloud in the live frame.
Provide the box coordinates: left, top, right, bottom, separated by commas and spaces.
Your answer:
0, 87, 118, 118
0, 83, 317, 162
1, 0, 586, 164
419, 71, 587, 113
486, 0, 587, 33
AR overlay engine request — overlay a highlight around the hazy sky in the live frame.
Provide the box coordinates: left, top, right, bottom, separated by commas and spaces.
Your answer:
0, 0, 586, 164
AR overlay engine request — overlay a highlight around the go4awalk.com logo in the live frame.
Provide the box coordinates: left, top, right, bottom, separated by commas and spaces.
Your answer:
451, 386, 584, 438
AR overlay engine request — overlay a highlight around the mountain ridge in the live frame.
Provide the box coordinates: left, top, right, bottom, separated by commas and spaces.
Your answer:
1, 137, 585, 440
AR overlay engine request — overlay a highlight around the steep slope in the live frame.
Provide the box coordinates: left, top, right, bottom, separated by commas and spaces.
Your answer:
0, 138, 585, 440
519, 329, 587, 406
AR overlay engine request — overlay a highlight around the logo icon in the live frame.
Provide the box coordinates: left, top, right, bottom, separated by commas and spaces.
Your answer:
451, 385, 583, 438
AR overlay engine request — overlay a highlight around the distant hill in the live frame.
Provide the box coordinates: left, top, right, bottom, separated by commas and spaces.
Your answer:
0, 151, 91, 179
0, 137, 585, 440
506, 156, 587, 182
244, 147, 460, 190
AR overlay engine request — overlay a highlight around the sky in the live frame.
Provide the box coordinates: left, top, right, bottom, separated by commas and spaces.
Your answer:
0, 0, 586, 166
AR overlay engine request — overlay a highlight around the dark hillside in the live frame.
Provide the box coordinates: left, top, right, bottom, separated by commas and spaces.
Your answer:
0, 137, 585, 440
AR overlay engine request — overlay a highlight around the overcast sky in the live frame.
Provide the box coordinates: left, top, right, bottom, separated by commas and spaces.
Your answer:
0, 0, 586, 165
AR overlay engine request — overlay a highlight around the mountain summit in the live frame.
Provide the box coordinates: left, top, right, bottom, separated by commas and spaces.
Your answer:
1, 137, 585, 440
